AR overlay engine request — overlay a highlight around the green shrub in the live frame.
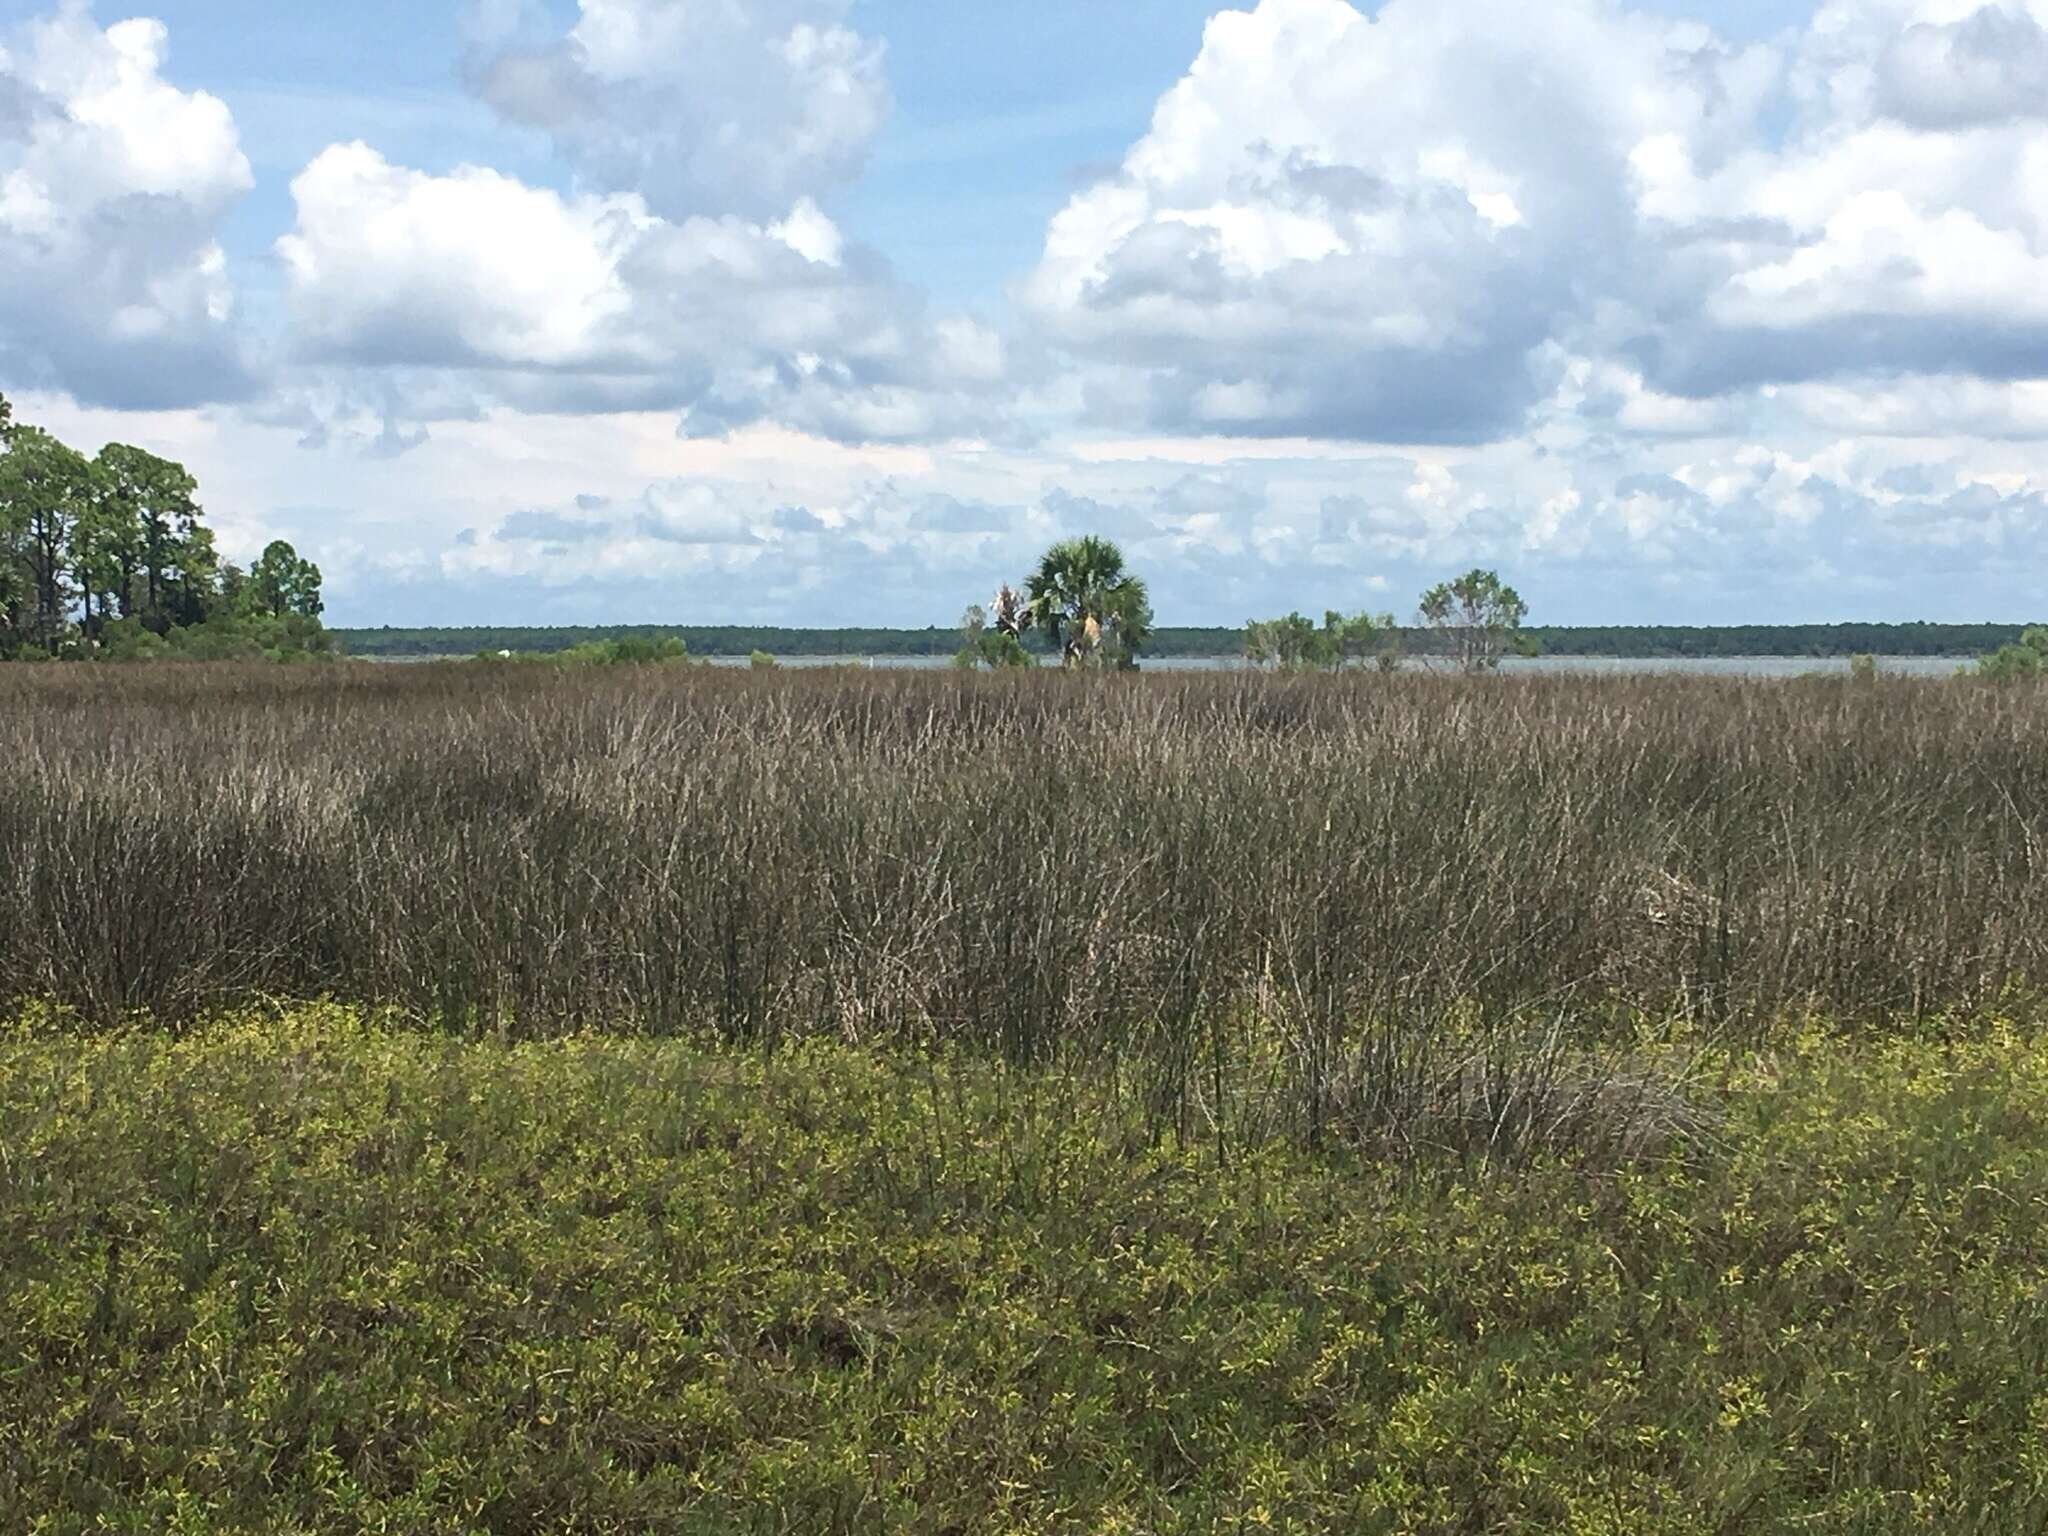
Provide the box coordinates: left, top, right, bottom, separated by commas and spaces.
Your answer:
94, 617, 168, 661
1976, 628, 2048, 682
1244, 609, 1400, 670
92, 611, 337, 663
953, 630, 1032, 669
555, 633, 692, 666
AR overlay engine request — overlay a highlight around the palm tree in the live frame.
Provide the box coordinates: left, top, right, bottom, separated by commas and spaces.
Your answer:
1021, 535, 1153, 669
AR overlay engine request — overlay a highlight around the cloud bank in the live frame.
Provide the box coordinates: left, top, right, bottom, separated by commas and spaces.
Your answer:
1023, 0, 2048, 440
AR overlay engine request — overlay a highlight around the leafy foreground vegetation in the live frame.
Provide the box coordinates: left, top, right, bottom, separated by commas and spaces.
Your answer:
4, 1008, 2047, 1532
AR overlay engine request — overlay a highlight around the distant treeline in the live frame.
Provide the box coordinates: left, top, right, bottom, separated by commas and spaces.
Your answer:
334, 620, 2034, 660
1520, 622, 2033, 658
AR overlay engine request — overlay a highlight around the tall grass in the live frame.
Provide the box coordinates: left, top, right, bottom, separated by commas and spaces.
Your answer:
1, 664, 2042, 1147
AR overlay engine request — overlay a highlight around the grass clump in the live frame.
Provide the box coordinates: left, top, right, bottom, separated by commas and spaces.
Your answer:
2, 1008, 2047, 1531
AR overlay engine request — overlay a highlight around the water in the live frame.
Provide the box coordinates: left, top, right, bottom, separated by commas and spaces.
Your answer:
369, 651, 1974, 676
701, 654, 1972, 677
1502, 655, 1965, 678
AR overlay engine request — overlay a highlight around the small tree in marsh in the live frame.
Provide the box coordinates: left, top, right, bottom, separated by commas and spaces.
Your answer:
954, 603, 1032, 670
1014, 536, 1153, 669
554, 633, 689, 665
1418, 568, 1530, 672
1244, 612, 1316, 669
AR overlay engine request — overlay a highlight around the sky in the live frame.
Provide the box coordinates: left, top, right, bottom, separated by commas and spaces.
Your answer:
2, 0, 2045, 628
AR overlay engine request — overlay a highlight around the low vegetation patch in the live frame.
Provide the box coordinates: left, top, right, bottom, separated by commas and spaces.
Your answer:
3, 1009, 2046, 1531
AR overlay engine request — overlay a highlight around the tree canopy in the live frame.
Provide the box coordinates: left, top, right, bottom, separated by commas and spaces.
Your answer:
332, 621, 2047, 663
1418, 569, 1531, 672
247, 540, 326, 621
0, 399, 330, 662
1003, 535, 1154, 669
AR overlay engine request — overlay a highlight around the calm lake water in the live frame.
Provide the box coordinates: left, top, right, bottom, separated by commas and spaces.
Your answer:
695, 654, 1972, 677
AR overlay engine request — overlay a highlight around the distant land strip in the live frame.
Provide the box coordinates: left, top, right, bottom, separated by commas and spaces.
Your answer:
332, 622, 2038, 661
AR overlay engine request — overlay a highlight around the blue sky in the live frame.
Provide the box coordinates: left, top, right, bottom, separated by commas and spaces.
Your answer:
124, 0, 1817, 305
4, 0, 2046, 628
123, 0, 1250, 308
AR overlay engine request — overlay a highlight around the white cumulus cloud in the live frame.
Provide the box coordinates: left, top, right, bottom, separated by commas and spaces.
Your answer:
279, 142, 648, 370
1022, 0, 1778, 440
273, 142, 1014, 443
0, 0, 252, 405
1025, 0, 2048, 441
464, 0, 889, 220
1618, 0, 2048, 391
